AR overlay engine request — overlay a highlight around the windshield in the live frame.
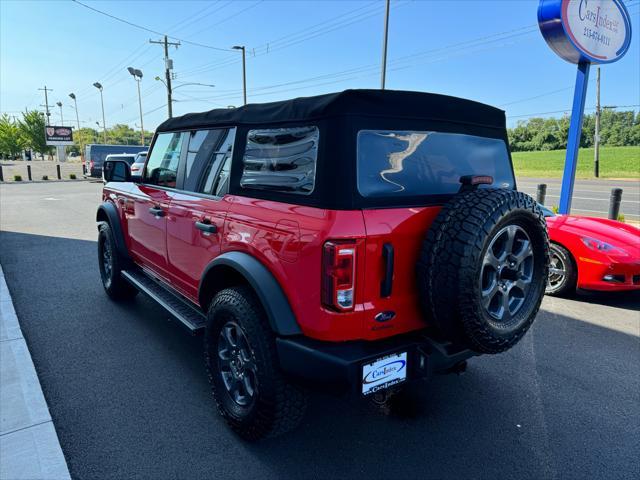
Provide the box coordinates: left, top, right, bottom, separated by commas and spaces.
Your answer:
357, 130, 514, 198
107, 155, 135, 165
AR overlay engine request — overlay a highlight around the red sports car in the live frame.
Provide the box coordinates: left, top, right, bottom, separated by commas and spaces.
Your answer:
540, 206, 640, 296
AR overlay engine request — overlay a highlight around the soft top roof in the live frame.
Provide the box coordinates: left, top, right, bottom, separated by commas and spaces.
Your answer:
157, 89, 506, 132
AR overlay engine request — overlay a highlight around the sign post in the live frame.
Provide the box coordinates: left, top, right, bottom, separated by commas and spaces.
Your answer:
537, 0, 631, 214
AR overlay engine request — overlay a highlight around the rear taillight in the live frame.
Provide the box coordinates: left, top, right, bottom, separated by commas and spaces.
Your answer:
90, 160, 94, 169
322, 241, 356, 311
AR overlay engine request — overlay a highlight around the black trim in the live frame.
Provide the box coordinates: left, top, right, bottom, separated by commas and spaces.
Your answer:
96, 202, 131, 262
380, 243, 394, 298
199, 252, 301, 336
276, 331, 475, 395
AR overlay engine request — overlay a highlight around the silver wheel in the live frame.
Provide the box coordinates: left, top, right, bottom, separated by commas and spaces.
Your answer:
480, 224, 535, 322
217, 321, 258, 407
547, 245, 568, 294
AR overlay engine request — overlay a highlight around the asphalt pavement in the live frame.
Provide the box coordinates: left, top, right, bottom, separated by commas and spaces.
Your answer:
0, 181, 638, 480
517, 177, 640, 221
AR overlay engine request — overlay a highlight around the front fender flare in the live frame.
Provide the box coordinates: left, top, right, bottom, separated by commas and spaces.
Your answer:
199, 252, 302, 336
96, 202, 131, 262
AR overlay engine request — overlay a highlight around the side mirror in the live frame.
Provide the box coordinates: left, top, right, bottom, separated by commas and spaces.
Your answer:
103, 160, 131, 183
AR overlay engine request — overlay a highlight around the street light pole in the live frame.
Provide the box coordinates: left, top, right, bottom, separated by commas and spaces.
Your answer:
56, 101, 64, 125
380, 0, 390, 89
69, 93, 83, 161
232, 45, 247, 105
594, 66, 601, 178
93, 82, 107, 143
128, 67, 145, 145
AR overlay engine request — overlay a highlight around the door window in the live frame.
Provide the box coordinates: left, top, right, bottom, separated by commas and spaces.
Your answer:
182, 128, 236, 196
144, 132, 185, 188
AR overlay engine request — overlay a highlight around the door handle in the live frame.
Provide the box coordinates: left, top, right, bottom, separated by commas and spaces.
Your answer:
195, 221, 217, 234
149, 206, 165, 217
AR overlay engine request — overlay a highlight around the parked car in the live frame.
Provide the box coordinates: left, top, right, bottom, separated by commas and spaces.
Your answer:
540, 206, 640, 295
130, 151, 148, 176
96, 89, 548, 440
85, 144, 147, 177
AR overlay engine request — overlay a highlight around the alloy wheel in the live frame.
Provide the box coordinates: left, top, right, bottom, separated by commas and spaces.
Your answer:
480, 224, 535, 322
217, 321, 258, 407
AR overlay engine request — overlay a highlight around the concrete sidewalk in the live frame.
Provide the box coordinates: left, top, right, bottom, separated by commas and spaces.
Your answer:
0, 265, 70, 480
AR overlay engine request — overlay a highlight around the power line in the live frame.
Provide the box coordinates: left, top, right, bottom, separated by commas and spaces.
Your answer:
508, 104, 640, 119
71, 0, 233, 52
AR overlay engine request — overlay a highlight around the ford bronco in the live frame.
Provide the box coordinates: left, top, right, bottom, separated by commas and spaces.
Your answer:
97, 89, 548, 440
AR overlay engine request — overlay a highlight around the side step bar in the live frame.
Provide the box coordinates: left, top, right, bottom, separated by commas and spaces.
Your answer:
121, 269, 206, 334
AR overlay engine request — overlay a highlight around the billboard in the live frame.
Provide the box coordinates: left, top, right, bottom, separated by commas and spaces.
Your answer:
45, 126, 74, 146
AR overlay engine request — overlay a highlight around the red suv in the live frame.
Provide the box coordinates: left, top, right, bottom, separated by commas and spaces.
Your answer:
97, 89, 548, 440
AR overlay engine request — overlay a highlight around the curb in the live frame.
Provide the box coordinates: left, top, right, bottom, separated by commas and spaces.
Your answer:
0, 265, 71, 480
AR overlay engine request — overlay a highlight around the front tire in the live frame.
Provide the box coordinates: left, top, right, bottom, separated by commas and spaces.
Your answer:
97, 223, 138, 300
546, 243, 577, 297
204, 287, 307, 440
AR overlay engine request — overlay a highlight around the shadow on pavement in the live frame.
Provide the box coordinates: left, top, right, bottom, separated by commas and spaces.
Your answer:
574, 289, 640, 311
0, 230, 638, 480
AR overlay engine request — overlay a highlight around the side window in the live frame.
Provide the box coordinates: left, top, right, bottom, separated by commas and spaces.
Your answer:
144, 132, 184, 188
183, 128, 236, 196
240, 126, 319, 195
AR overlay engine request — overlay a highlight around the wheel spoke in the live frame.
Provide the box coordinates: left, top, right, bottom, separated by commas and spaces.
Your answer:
549, 267, 565, 275
483, 250, 500, 270
514, 240, 533, 264
504, 225, 517, 256
223, 325, 237, 348
482, 282, 499, 308
500, 292, 512, 321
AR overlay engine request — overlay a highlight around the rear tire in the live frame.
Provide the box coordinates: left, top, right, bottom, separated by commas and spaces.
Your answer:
417, 189, 549, 354
97, 222, 138, 300
204, 287, 307, 440
546, 243, 577, 297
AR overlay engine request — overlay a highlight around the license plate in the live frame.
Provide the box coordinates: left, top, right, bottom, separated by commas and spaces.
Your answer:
362, 352, 408, 396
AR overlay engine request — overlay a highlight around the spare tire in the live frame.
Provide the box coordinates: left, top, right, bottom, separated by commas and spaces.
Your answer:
417, 188, 548, 354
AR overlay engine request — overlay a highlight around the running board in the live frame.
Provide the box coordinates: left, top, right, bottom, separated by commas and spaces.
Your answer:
121, 269, 206, 334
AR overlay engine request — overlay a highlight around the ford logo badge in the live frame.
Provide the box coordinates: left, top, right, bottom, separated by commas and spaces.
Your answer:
375, 311, 395, 322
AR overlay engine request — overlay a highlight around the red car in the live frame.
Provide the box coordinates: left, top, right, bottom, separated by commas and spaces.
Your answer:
541, 206, 640, 295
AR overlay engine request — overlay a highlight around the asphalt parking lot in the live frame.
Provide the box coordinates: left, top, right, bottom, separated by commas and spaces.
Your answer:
0, 181, 638, 480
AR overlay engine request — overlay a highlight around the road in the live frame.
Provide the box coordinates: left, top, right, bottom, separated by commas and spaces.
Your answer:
0, 182, 639, 480
518, 177, 640, 221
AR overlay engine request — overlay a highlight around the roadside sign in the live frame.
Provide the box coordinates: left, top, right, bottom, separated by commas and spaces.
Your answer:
45, 126, 74, 146
538, 0, 632, 64
537, 0, 632, 214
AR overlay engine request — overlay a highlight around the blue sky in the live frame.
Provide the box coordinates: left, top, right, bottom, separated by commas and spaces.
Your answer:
1, 0, 638, 131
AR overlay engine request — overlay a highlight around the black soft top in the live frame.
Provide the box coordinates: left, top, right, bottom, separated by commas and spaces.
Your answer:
157, 89, 505, 132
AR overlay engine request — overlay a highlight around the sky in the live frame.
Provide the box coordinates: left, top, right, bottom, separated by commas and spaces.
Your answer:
1, 0, 639, 131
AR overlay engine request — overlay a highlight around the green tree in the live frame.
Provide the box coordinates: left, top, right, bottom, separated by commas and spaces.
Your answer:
19, 110, 52, 155
0, 114, 26, 158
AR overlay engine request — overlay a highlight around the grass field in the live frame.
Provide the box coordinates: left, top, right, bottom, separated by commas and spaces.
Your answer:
511, 146, 639, 179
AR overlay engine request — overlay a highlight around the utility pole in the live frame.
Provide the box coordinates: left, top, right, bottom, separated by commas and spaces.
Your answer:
594, 66, 601, 178
69, 93, 83, 161
150, 35, 180, 118
38, 86, 52, 125
380, 0, 390, 89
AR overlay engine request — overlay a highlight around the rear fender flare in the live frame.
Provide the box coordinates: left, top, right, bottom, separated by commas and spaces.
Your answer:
199, 252, 302, 336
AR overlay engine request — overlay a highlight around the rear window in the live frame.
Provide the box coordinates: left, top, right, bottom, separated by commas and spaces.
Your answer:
357, 130, 514, 197
240, 126, 319, 195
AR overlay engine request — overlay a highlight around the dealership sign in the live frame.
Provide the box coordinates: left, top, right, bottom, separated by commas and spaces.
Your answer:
45, 126, 74, 146
537, 0, 631, 215
538, 0, 632, 64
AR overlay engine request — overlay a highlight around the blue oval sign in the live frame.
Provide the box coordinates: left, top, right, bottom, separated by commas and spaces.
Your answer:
538, 0, 632, 64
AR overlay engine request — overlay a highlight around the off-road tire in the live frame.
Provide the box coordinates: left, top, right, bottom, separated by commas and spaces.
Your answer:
97, 222, 138, 300
417, 189, 549, 354
204, 287, 307, 440
546, 243, 577, 297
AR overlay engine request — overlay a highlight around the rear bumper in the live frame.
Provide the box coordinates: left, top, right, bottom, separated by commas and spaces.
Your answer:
276, 331, 475, 396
